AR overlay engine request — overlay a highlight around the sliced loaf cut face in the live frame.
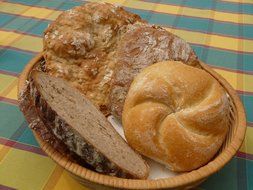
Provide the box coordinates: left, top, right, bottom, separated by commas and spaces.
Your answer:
19, 82, 91, 168
29, 71, 149, 179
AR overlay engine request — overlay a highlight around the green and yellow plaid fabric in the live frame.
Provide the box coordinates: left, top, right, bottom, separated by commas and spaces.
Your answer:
0, 0, 253, 189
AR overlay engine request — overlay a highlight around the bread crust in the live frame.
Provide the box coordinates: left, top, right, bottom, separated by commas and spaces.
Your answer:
19, 71, 148, 179
43, 2, 199, 119
122, 61, 229, 172
19, 82, 69, 154
110, 24, 199, 119
43, 2, 144, 115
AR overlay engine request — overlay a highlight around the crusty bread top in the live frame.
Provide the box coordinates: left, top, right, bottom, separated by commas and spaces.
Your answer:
43, 2, 199, 118
110, 23, 199, 119
122, 61, 229, 172
43, 2, 144, 115
31, 71, 149, 179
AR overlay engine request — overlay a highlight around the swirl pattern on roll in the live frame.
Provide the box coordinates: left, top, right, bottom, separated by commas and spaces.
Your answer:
122, 61, 229, 172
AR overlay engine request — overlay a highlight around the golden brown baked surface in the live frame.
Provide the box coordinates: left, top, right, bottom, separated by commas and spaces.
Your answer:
43, 2, 143, 115
110, 24, 199, 119
122, 61, 229, 172
43, 2, 199, 117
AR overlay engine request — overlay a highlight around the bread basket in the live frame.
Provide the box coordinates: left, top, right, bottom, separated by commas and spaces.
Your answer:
18, 53, 246, 190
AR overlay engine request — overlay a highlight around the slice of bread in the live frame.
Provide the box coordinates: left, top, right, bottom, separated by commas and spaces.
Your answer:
22, 71, 149, 179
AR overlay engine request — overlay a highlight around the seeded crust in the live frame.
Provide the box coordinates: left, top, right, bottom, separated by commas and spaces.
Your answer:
19, 71, 149, 179
43, 2, 200, 119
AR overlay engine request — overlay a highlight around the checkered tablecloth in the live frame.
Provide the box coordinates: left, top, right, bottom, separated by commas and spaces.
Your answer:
0, 0, 252, 189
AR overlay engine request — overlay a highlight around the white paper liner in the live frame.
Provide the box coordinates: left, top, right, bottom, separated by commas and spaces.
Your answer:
107, 115, 179, 179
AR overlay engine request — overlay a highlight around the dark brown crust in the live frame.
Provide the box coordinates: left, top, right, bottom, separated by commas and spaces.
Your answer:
18, 80, 93, 169
110, 24, 200, 119
19, 70, 61, 150
26, 71, 139, 179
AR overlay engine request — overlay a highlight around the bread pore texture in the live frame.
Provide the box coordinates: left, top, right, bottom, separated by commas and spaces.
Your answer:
122, 61, 229, 172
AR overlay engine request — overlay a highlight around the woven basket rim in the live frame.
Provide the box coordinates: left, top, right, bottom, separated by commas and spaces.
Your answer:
18, 53, 247, 189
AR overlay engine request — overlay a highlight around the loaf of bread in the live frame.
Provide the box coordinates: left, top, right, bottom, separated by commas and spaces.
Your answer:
43, 2, 199, 117
43, 2, 144, 115
110, 23, 199, 119
122, 61, 229, 172
19, 71, 149, 179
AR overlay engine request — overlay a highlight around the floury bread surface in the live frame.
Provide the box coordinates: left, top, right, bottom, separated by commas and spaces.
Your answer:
110, 23, 199, 119
43, 2, 199, 117
122, 61, 229, 172
43, 2, 144, 115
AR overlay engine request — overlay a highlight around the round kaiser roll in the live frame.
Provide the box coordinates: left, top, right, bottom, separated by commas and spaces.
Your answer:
122, 61, 229, 172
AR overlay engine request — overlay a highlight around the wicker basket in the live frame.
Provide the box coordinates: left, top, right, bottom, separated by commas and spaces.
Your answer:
18, 53, 246, 190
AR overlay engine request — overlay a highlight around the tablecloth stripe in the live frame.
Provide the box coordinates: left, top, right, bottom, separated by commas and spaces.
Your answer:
5, 0, 253, 18
0, 0, 252, 36
3, 2, 253, 41
9, 0, 253, 15
0, 0, 252, 189
0, 137, 45, 156
4, 0, 82, 11
238, 152, 253, 160
0, 70, 19, 77
3, 0, 252, 28
221, 0, 253, 4
2, 25, 253, 55
143, 0, 253, 14
0, 49, 34, 74
0, 13, 50, 36
0, 147, 56, 190
43, 165, 64, 190
0, 145, 10, 162
88, 0, 253, 24
52, 170, 89, 190
0, 120, 28, 160
1, 2, 253, 53
0, 97, 18, 105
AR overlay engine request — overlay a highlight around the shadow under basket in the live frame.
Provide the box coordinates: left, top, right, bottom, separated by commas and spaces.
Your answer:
18, 53, 246, 190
